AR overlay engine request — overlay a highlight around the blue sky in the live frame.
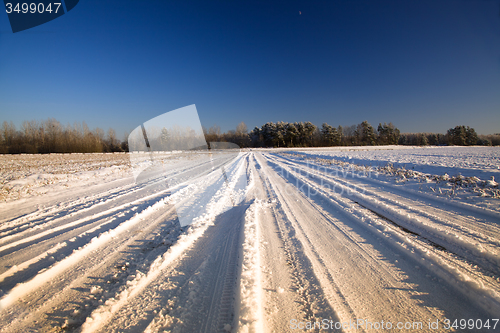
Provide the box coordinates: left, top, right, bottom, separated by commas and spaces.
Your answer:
1, 0, 499, 139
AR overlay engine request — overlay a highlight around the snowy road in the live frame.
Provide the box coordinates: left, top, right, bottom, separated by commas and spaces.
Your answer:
0, 150, 499, 332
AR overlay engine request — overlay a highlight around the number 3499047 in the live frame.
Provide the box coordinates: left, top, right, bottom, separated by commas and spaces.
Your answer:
5, 3, 62, 14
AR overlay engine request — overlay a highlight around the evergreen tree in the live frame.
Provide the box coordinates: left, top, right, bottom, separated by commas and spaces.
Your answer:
321, 123, 341, 146
250, 126, 262, 147
356, 121, 376, 145
275, 121, 286, 147
303, 122, 317, 146
284, 122, 298, 147
465, 126, 478, 145
261, 122, 276, 147
447, 125, 478, 145
295, 122, 306, 146
377, 122, 400, 145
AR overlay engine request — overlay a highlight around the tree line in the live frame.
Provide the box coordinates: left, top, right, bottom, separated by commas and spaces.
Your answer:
398, 126, 498, 147
0, 119, 126, 154
0, 119, 497, 154
228, 121, 496, 148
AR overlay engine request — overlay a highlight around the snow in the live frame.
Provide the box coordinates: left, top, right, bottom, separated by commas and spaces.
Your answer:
0, 153, 131, 203
238, 199, 265, 333
294, 145, 500, 183
0, 147, 499, 332
286, 146, 500, 211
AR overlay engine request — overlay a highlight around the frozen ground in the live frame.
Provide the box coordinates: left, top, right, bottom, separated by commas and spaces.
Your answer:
294, 145, 500, 180
0, 147, 499, 332
290, 146, 500, 212
0, 153, 131, 203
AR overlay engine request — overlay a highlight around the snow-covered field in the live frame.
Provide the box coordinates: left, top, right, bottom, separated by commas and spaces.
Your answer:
295, 145, 500, 180
0, 147, 499, 332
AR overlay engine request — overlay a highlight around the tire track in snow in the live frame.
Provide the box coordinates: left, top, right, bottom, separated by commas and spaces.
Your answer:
0, 155, 246, 331
253, 153, 342, 332
0, 185, 171, 256
276, 152, 500, 248
0, 155, 240, 291
2, 151, 498, 332
263, 153, 500, 320
0, 192, 173, 311
0, 153, 227, 243
0, 186, 174, 292
269, 153, 500, 277
79, 154, 248, 333
237, 200, 265, 333
0, 205, 179, 333
0, 155, 218, 249
236, 157, 265, 333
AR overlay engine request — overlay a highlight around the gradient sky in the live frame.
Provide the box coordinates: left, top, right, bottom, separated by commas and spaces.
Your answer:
1, 0, 499, 139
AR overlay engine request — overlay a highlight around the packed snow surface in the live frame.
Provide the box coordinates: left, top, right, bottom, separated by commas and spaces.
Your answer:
0, 147, 499, 332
